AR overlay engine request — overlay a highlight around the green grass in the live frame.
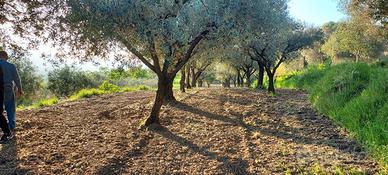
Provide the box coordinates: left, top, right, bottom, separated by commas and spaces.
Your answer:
18, 83, 154, 110
34, 97, 59, 108
69, 83, 153, 101
69, 88, 106, 100
121, 85, 154, 92
277, 62, 388, 171
173, 72, 182, 90
99, 81, 120, 92
18, 97, 59, 110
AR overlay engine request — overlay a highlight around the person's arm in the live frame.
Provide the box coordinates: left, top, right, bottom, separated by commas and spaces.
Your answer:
11, 64, 22, 96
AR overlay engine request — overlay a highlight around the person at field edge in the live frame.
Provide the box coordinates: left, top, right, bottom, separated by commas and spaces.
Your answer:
0, 51, 23, 134
0, 64, 13, 142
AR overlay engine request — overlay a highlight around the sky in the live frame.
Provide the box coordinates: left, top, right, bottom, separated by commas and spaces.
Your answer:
28, 0, 348, 75
288, 0, 348, 26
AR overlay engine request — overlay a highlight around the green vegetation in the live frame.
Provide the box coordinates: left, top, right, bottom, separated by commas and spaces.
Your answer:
18, 83, 153, 110
68, 83, 153, 102
69, 83, 153, 100
10, 57, 45, 106
17, 66, 156, 110
284, 162, 366, 175
33, 97, 59, 108
173, 73, 182, 90
121, 85, 153, 92
69, 88, 106, 100
17, 97, 59, 110
48, 66, 94, 97
277, 63, 388, 168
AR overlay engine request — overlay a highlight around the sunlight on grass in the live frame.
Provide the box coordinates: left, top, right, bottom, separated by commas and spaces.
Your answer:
18, 83, 154, 110
69, 88, 106, 100
18, 97, 59, 110
277, 62, 388, 170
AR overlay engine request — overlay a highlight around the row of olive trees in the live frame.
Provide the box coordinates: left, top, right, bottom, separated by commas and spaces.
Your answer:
218, 0, 387, 92
55, 0, 294, 127
2, 0, 328, 128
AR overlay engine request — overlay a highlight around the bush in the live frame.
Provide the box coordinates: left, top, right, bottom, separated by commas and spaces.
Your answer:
277, 62, 388, 168
128, 67, 154, 79
121, 85, 152, 92
98, 81, 120, 92
48, 66, 93, 97
33, 97, 59, 108
69, 88, 105, 100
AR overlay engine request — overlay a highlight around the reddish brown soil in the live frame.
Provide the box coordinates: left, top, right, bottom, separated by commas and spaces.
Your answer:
0, 88, 380, 174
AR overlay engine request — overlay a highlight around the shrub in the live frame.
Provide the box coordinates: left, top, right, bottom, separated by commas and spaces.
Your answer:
33, 97, 59, 108
98, 81, 120, 92
48, 66, 93, 97
128, 67, 154, 79
121, 85, 152, 92
69, 88, 105, 100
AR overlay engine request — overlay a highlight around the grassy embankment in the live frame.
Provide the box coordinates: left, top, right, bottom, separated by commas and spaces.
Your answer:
276, 62, 388, 170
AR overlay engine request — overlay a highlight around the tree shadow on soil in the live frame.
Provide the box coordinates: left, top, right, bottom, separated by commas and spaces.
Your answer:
0, 138, 31, 174
172, 101, 366, 159
153, 127, 251, 175
95, 135, 152, 175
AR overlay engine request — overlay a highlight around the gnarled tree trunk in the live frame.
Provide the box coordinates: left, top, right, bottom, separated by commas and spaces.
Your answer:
267, 72, 275, 93
257, 64, 264, 89
186, 65, 192, 89
198, 79, 203, 87
222, 78, 231, 88
191, 67, 197, 88
164, 75, 176, 102
141, 75, 169, 126
246, 74, 252, 88
180, 67, 186, 92
237, 69, 242, 87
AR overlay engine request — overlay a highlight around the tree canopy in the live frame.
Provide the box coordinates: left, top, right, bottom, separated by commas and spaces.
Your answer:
1, 0, 326, 127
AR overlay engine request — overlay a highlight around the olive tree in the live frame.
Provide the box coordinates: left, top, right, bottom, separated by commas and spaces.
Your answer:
236, 0, 290, 90
59, 0, 257, 127
249, 26, 323, 93
4, 0, 298, 127
322, 21, 383, 62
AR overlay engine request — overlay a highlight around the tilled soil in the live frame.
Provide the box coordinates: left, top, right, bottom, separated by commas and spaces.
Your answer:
0, 88, 380, 174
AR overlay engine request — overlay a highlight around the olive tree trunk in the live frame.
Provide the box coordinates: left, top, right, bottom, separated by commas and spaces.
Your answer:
186, 65, 192, 89
141, 75, 170, 126
257, 64, 264, 89
191, 67, 197, 88
267, 71, 275, 93
180, 67, 186, 92
164, 76, 176, 102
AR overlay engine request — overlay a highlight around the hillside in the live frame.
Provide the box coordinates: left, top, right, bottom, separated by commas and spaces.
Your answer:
0, 88, 380, 174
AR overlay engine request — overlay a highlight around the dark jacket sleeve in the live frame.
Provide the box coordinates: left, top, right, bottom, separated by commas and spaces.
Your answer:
12, 64, 22, 92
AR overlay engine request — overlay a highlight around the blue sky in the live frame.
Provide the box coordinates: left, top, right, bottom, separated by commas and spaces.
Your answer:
288, 0, 348, 26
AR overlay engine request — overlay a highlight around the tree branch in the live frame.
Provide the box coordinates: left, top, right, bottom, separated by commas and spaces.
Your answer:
272, 56, 285, 74
148, 37, 162, 74
172, 29, 210, 76
116, 35, 159, 74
